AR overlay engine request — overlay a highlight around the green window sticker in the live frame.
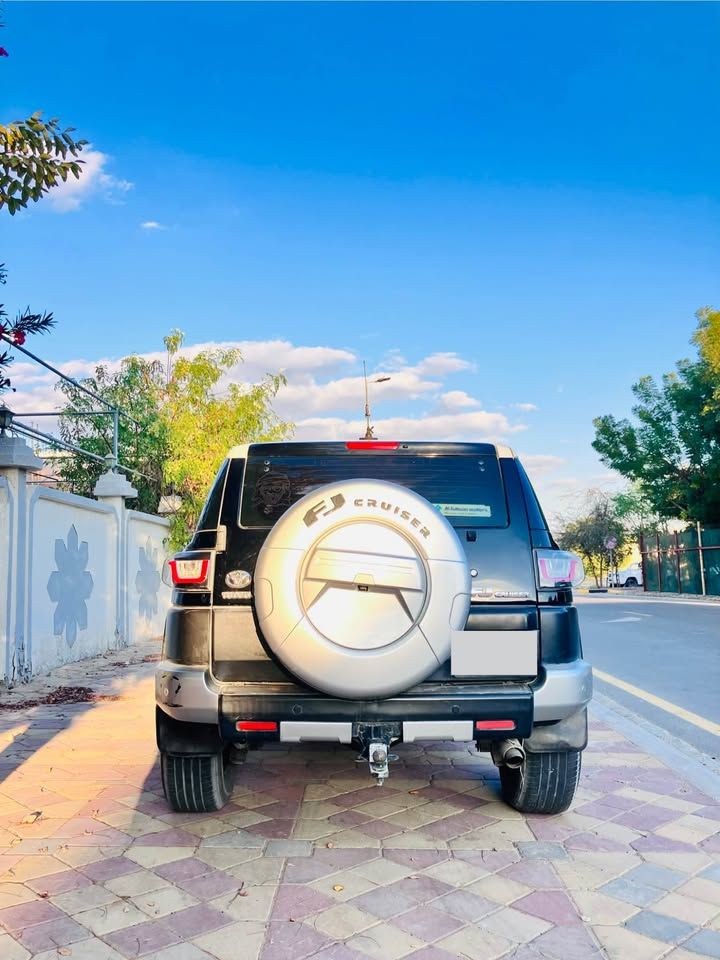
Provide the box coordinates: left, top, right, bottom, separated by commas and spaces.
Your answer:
434, 503, 492, 518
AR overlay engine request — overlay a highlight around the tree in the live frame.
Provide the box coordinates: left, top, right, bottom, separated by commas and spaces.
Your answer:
1, 25, 87, 213
56, 356, 168, 513
0, 264, 55, 393
162, 331, 292, 548
1, 114, 87, 214
556, 491, 628, 587
56, 331, 293, 547
593, 315, 720, 525
611, 484, 665, 542
693, 306, 720, 381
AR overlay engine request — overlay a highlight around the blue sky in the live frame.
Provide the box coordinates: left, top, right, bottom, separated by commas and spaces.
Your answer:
3, 2, 719, 515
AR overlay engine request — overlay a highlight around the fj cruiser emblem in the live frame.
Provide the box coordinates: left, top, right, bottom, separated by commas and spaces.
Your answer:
353, 498, 431, 538
303, 493, 346, 527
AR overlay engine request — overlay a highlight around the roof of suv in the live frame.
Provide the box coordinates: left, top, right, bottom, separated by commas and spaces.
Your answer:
227, 441, 517, 459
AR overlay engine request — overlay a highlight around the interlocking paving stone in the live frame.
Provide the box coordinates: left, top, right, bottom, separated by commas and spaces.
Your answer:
600, 876, 665, 907
350, 885, 418, 919
346, 920, 426, 959
199, 829, 265, 849
103, 917, 182, 957
14, 913, 92, 953
514, 889, 582, 925
624, 863, 689, 892
312, 903, 378, 939
192, 920, 266, 960
683, 930, 720, 958
265, 839, 312, 857
2, 646, 720, 960
432, 888, 498, 921
390, 903, 464, 941
155, 857, 211, 883
271, 883, 335, 920
532, 924, 605, 960
0, 898, 65, 931
435, 923, 514, 960
626, 909, 697, 944
653, 892, 720, 927
516, 841, 568, 860
677, 877, 720, 907
500, 859, 560, 889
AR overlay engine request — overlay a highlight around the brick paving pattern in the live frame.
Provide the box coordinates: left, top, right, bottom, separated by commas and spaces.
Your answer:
1, 648, 719, 958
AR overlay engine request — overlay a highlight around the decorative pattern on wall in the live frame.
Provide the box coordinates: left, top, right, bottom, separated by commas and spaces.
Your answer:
47, 525, 94, 646
136, 537, 161, 620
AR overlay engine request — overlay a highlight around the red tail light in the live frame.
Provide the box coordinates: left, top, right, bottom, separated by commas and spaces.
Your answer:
168, 558, 209, 585
346, 441, 400, 450
475, 720, 516, 731
236, 720, 278, 732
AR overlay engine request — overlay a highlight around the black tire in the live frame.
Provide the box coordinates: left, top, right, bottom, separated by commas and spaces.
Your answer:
500, 750, 581, 815
624, 577, 638, 588
161, 750, 233, 812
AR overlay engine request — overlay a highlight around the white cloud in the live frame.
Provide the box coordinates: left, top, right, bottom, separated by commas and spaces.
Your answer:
6, 337, 527, 451
47, 148, 133, 212
512, 402, 538, 412
435, 390, 480, 411
140, 220, 165, 230
519, 453, 565, 474
415, 352, 476, 376
294, 410, 524, 443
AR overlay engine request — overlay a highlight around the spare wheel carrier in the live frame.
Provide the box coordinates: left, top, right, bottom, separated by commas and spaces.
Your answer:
253, 478, 471, 699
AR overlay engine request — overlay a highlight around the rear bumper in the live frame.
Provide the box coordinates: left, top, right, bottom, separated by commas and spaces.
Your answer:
155, 658, 592, 736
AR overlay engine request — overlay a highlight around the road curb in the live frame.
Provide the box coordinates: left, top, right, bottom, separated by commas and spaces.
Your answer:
591, 691, 720, 801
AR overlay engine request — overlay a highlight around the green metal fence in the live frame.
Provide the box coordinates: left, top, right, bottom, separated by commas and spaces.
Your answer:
640, 526, 720, 596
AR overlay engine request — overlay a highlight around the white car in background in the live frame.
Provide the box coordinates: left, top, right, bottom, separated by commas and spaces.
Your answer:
609, 561, 643, 588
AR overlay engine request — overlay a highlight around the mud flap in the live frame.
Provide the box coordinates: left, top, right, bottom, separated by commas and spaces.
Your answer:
156, 706, 225, 756
525, 707, 588, 753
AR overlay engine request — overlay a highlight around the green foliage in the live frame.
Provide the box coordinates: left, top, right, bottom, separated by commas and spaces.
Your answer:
593, 313, 720, 525
56, 331, 293, 547
0, 264, 55, 393
611, 484, 665, 540
556, 492, 628, 587
693, 307, 720, 381
1, 113, 88, 214
162, 331, 292, 549
56, 357, 168, 513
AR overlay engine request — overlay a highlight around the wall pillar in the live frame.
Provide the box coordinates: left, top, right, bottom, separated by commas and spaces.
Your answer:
0, 434, 43, 683
93, 471, 138, 649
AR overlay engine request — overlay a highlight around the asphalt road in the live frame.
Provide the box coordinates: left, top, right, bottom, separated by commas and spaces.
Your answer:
576, 593, 720, 761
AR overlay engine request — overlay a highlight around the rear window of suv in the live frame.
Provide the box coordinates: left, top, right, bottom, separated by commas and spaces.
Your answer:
239, 454, 508, 529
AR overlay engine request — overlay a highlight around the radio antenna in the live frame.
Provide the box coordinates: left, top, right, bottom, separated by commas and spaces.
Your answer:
361, 361, 391, 440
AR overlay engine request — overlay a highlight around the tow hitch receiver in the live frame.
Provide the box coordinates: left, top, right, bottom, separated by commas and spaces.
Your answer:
354, 723, 400, 785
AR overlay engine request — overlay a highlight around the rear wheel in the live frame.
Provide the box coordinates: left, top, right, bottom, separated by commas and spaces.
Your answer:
500, 749, 581, 814
161, 750, 233, 812
624, 577, 638, 588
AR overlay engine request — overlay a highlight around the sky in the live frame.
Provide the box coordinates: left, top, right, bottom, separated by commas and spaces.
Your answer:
2, 1, 719, 518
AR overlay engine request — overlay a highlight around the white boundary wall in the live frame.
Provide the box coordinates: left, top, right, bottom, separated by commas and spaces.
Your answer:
0, 436, 171, 683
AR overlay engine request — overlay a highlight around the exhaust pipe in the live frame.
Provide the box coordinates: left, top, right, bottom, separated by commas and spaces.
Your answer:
491, 738, 526, 770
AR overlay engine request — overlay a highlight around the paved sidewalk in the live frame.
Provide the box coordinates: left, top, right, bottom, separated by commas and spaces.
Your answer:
1, 654, 719, 959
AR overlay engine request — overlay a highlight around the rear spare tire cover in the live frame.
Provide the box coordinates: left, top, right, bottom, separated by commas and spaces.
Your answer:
253, 479, 470, 699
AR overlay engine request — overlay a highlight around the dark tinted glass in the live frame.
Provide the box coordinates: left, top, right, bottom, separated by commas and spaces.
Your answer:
240, 454, 508, 529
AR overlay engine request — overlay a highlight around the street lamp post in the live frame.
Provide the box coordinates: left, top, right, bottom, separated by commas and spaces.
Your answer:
361, 362, 391, 439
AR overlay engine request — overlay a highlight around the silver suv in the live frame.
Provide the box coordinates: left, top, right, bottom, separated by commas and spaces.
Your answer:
156, 441, 591, 815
